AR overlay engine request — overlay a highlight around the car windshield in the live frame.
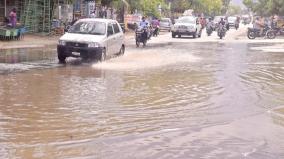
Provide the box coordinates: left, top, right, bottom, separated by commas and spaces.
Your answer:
177, 17, 195, 24
228, 17, 237, 21
214, 16, 224, 22
161, 19, 170, 23
69, 21, 106, 35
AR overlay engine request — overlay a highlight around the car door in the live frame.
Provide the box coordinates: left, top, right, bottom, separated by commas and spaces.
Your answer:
107, 22, 115, 55
112, 22, 123, 53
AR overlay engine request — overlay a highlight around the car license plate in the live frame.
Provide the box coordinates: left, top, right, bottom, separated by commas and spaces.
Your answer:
72, 52, 80, 56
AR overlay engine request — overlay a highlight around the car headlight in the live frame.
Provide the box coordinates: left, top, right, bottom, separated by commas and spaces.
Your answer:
58, 40, 66, 46
88, 42, 100, 48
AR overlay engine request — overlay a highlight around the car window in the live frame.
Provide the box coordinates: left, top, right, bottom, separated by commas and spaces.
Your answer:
69, 21, 106, 35
107, 23, 114, 36
113, 23, 120, 34
177, 17, 195, 24
228, 17, 237, 21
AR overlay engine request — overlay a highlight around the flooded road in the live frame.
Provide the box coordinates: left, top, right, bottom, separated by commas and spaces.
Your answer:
0, 33, 284, 158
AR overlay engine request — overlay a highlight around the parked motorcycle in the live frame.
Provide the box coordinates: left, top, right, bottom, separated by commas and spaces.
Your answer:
247, 25, 275, 39
135, 27, 148, 47
217, 24, 226, 39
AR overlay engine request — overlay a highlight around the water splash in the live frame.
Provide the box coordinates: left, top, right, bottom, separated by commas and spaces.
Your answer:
92, 49, 200, 70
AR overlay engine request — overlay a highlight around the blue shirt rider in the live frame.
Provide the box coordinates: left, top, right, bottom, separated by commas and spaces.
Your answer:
139, 17, 148, 28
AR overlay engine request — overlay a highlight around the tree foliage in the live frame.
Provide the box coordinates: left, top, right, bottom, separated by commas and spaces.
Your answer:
80, 0, 230, 17
171, 0, 223, 16
243, 0, 284, 16
227, 4, 242, 15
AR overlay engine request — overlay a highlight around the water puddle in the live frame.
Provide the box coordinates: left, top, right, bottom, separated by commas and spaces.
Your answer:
0, 46, 56, 63
0, 46, 60, 74
250, 45, 284, 53
269, 107, 284, 127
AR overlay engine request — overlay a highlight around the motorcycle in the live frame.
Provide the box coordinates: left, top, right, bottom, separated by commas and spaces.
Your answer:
135, 27, 148, 47
247, 25, 275, 39
217, 24, 226, 39
152, 25, 160, 37
206, 25, 213, 36
235, 23, 239, 30
269, 26, 284, 36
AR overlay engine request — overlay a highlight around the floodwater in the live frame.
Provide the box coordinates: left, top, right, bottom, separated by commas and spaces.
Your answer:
0, 40, 284, 158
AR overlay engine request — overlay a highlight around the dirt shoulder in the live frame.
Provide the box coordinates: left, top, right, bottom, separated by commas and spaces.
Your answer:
0, 31, 135, 50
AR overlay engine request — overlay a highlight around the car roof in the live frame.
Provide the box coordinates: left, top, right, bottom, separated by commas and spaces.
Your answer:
77, 18, 117, 23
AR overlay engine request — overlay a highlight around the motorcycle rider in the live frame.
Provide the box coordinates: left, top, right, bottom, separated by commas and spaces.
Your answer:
139, 16, 148, 28
207, 18, 214, 29
224, 17, 230, 30
253, 17, 264, 35
235, 16, 240, 29
206, 17, 214, 35
219, 18, 226, 28
139, 17, 150, 40
151, 18, 160, 36
218, 18, 226, 38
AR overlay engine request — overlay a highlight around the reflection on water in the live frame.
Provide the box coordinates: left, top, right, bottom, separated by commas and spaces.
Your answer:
0, 47, 59, 74
0, 46, 56, 63
0, 42, 284, 158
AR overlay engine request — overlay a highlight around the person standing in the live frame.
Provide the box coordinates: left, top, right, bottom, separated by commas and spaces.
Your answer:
9, 8, 17, 28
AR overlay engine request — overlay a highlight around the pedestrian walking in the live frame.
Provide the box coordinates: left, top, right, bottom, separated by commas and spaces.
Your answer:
9, 8, 17, 28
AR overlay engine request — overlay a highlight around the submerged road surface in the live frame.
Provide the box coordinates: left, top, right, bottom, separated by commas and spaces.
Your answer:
0, 29, 284, 158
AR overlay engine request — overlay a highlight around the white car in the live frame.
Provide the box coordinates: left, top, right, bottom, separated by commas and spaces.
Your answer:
228, 16, 237, 27
57, 18, 125, 63
171, 16, 202, 38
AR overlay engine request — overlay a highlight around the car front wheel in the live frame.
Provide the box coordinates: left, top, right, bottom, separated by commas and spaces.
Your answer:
119, 45, 125, 56
58, 54, 67, 64
193, 32, 197, 38
98, 48, 106, 62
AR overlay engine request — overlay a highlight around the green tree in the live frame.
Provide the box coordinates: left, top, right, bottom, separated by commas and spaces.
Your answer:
228, 4, 242, 15
243, 0, 284, 16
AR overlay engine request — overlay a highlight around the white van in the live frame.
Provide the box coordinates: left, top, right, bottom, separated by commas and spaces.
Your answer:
57, 18, 125, 63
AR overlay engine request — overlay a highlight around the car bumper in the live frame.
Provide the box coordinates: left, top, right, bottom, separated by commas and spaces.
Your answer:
57, 45, 104, 58
172, 30, 196, 35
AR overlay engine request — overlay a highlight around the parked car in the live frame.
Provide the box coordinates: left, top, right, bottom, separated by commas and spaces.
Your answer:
228, 16, 237, 28
171, 16, 202, 38
57, 18, 125, 63
160, 18, 173, 32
